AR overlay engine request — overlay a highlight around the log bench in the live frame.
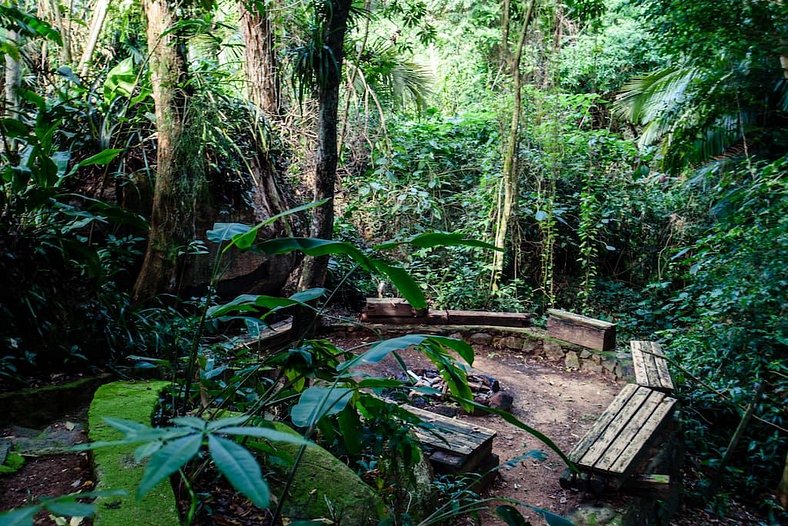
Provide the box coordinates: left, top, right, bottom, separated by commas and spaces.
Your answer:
631, 341, 674, 393
404, 404, 499, 482
561, 384, 677, 491
547, 309, 616, 351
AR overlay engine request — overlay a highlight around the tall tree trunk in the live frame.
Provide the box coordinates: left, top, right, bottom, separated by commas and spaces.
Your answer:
77, 0, 109, 76
239, 1, 280, 115
298, 0, 353, 290
48, 0, 72, 64
4, 30, 21, 119
491, 0, 536, 292
133, 0, 193, 301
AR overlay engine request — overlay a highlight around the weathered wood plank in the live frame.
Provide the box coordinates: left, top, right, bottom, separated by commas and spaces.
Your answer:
606, 395, 676, 474
592, 389, 666, 473
405, 404, 497, 460
547, 309, 616, 351
445, 310, 531, 327
578, 386, 653, 468
364, 298, 427, 318
569, 384, 638, 462
360, 310, 448, 324
631, 341, 674, 392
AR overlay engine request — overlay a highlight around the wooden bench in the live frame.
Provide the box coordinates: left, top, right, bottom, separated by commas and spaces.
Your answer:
547, 309, 616, 351
565, 384, 677, 490
631, 341, 674, 392
404, 404, 498, 477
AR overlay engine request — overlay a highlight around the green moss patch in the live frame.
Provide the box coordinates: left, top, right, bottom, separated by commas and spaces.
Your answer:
88, 381, 179, 526
247, 422, 386, 526
0, 451, 25, 475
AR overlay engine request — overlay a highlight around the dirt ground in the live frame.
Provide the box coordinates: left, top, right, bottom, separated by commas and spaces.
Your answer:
329, 333, 623, 525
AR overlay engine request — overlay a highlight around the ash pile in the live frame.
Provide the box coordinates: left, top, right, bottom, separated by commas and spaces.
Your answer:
404, 369, 514, 414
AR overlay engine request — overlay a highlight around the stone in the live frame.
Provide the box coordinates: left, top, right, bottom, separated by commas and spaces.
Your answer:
569, 505, 623, 526
448, 332, 464, 340
253, 423, 387, 525
579, 350, 592, 359
488, 391, 514, 412
591, 354, 603, 365
565, 351, 581, 370
582, 360, 604, 374
603, 359, 617, 372
495, 336, 524, 350
544, 341, 565, 361
468, 333, 493, 345
521, 339, 541, 354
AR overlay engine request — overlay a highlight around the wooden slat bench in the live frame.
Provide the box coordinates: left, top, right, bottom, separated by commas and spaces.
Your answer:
631, 341, 674, 392
404, 404, 498, 477
564, 384, 677, 490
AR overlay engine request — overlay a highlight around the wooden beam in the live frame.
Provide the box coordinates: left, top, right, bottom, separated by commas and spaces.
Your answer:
547, 309, 616, 351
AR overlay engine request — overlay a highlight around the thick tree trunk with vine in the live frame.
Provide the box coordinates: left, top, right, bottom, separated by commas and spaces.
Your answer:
298, 0, 353, 290
133, 0, 193, 301
239, 0, 280, 115
491, 0, 535, 292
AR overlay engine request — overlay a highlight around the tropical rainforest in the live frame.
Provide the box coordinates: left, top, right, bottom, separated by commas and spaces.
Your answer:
0, 0, 786, 525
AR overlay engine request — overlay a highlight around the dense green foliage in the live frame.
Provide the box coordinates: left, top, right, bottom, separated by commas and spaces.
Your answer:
1, 0, 786, 523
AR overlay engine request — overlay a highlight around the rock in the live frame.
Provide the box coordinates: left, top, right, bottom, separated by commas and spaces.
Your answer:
468, 333, 493, 345
257, 423, 386, 525
495, 336, 524, 350
521, 339, 541, 354
448, 332, 464, 340
580, 350, 592, 359
582, 360, 604, 374
565, 351, 580, 370
431, 405, 459, 417
488, 392, 514, 412
544, 341, 565, 361
569, 504, 623, 526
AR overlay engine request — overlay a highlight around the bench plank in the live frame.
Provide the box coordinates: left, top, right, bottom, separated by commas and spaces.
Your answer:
631, 341, 674, 392
593, 389, 666, 472
569, 384, 638, 463
607, 395, 676, 474
405, 404, 496, 457
578, 387, 652, 468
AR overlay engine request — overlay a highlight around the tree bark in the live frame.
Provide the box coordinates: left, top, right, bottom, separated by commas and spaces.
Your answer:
491, 0, 536, 291
298, 0, 353, 290
133, 0, 194, 302
78, 0, 110, 76
4, 30, 20, 119
239, 0, 280, 115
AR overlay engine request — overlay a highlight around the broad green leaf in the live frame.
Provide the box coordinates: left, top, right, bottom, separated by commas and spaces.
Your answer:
134, 441, 163, 462
253, 238, 372, 268
371, 260, 426, 309
75, 149, 124, 170
43, 501, 95, 518
290, 387, 354, 428
206, 415, 250, 431
207, 289, 325, 319
338, 334, 471, 372
524, 505, 574, 526
169, 417, 206, 430
104, 57, 137, 101
495, 505, 530, 526
219, 427, 309, 445
208, 435, 270, 509
207, 223, 250, 244
226, 199, 329, 251
103, 417, 149, 434
0, 506, 38, 526
138, 434, 202, 498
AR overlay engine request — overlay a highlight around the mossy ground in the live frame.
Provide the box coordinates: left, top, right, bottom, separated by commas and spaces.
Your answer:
0, 452, 25, 475
88, 381, 180, 526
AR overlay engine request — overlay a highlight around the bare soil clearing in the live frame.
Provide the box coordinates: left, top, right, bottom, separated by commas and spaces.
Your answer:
329, 333, 623, 524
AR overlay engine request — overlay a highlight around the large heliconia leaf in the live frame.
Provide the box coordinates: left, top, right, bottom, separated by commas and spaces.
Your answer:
224, 199, 329, 251
290, 387, 354, 428
208, 435, 270, 509
338, 334, 473, 372
370, 260, 426, 309
495, 505, 530, 526
137, 433, 202, 498
207, 288, 326, 319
